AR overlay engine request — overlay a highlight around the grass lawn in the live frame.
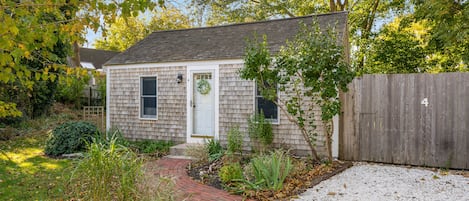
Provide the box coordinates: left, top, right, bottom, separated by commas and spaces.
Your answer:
0, 133, 72, 200
0, 105, 81, 200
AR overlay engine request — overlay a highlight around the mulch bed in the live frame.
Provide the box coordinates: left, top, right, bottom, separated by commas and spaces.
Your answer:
187, 157, 353, 200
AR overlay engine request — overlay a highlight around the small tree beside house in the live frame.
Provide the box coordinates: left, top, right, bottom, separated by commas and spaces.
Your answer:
240, 21, 355, 162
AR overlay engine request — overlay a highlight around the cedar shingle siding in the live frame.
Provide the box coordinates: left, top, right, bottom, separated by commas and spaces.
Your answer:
106, 12, 347, 157
218, 64, 325, 156
109, 66, 187, 142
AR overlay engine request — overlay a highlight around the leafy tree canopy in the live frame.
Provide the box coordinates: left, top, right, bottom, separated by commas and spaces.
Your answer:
240, 22, 354, 161
95, 6, 191, 51
189, 0, 468, 73
0, 0, 161, 118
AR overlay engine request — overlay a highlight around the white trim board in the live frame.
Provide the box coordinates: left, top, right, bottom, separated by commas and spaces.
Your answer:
105, 68, 111, 131
104, 59, 243, 70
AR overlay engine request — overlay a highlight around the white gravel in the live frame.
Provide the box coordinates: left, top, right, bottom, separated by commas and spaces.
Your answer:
295, 163, 469, 201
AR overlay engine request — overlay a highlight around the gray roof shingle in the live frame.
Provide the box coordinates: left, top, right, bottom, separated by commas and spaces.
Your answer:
80, 48, 119, 69
105, 12, 347, 66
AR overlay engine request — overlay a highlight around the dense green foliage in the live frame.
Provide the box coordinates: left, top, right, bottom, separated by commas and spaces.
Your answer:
44, 121, 98, 156
0, 34, 70, 119
413, 0, 469, 66
0, 101, 21, 118
0, 0, 160, 118
96, 75, 107, 106
206, 139, 224, 162
241, 22, 354, 161
227, 126, 244, 155
247, 112, 273, 153
363, 19, 427, 74
219, 162, 244, 184
55, 74, 90, 108
190, 0, 467, 73
68, 135, 143, 200
129, 139, 174, 155
95, 6, 190, 51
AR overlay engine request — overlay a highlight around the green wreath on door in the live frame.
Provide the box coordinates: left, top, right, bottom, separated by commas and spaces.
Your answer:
197, 79, 211, 95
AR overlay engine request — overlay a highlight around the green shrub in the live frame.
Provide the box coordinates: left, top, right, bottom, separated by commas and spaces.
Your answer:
130, 139, 174, 154
55, 74, 90, 108
45, 121, 98, 156
68, 134, 143, 200
248, 112, 273, 153
96, 75, 106, 106
219, 162, 244, 184
227, 126, 243, 155
247, 150, 292, 191
206, 139, 224, 162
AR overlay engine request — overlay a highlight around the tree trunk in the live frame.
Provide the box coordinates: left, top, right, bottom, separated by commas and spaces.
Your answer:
330, 0, 348, 12
71, 41, 80, 67
324, 119, 333, 163
356, 0, 380, 70
301, 128, 320, 161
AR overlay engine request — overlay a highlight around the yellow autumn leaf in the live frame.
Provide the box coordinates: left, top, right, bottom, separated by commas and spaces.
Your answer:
49, 74, 56, 82
41, 73, 48, 81
18, 43, 26, 50
24, 51, 31, 59
9, 26, 19, 35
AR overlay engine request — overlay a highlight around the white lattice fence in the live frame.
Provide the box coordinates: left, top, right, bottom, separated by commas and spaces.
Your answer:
83, 106, 105, 131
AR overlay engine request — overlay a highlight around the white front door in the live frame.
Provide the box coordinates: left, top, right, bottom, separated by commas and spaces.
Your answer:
187, 68, 217, 143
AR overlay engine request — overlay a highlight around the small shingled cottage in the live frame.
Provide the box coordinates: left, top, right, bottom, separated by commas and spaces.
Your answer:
104, 12, 348, 157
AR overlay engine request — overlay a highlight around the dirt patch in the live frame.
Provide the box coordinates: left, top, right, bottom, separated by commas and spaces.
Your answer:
187, 158, 352, 200
187, 159, 225, 190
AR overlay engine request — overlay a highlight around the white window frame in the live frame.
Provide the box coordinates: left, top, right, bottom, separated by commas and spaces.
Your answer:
140, 76, 158, 120
254, 82, 280, 124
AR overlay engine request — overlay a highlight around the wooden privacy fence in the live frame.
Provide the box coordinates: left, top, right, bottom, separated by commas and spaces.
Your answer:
340, 73, 469, 169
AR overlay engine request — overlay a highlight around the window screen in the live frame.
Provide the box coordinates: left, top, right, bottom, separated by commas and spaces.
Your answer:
255, 85, 278, 122
141, 77, 157, 118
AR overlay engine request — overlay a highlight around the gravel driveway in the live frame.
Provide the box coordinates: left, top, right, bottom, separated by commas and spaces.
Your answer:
295, 163, 469, 201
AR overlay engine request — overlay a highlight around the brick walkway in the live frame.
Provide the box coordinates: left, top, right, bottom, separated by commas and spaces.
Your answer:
152, 157, 246, 201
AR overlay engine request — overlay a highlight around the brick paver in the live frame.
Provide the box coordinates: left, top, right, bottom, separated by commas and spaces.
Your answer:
152, 157, 246, 201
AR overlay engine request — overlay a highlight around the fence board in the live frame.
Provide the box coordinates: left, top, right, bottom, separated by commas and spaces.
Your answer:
340, 73, 469, 169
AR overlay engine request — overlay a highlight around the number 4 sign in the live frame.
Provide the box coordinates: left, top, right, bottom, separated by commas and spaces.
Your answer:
421, 98, 429, 107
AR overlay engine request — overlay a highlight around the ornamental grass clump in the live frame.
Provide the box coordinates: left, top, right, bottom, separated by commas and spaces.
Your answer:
68, 133, 143, 200
229, 149, 293, 194
206, 139, 224, 162
248, 150, 293, 191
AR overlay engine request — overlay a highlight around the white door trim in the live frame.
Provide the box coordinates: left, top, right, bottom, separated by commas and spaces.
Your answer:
186, 65, 219, 143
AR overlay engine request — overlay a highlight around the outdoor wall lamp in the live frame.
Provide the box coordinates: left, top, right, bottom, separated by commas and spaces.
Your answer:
177, 73, 183, 84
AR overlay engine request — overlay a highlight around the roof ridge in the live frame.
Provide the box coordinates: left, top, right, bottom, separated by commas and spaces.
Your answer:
105, 11, 348, 66
148, 11, 348, 35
